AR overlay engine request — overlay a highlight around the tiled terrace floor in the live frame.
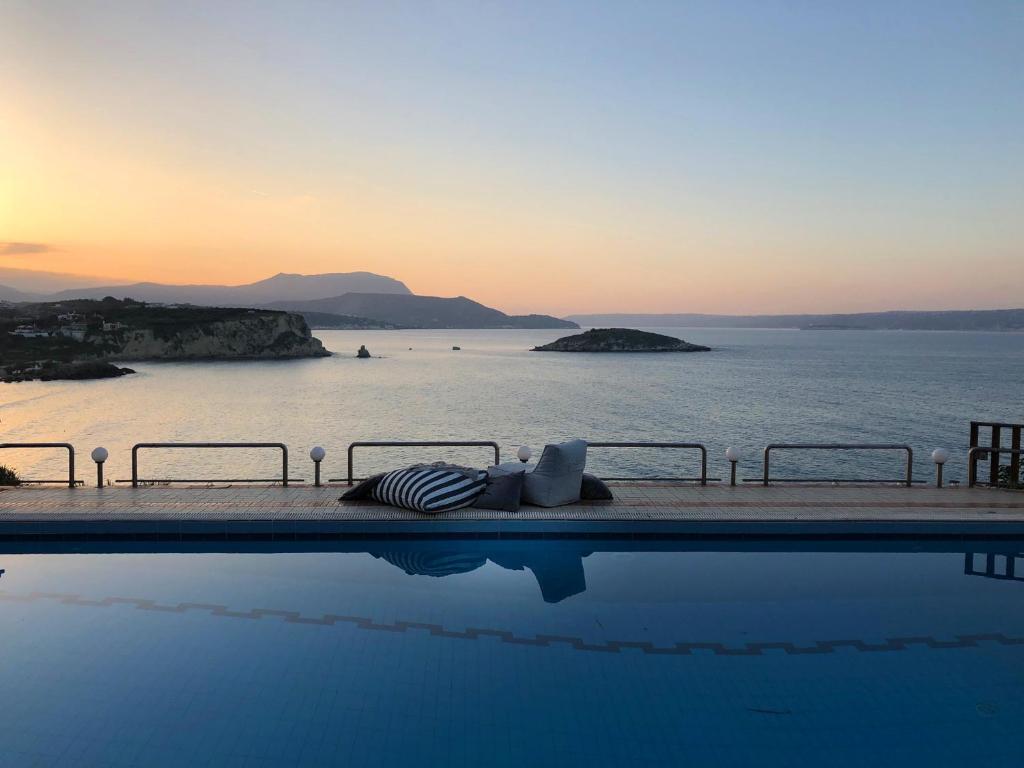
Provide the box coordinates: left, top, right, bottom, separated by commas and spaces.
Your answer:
1, 482, 1022, 524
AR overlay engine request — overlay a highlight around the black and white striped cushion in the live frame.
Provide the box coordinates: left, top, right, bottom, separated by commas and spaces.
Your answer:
371, 551, 487, 577
371, 467, 487, 513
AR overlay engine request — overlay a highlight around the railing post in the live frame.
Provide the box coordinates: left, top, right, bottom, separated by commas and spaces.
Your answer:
905, 447, 913, 487
990, 426, 1002, 486
347, 445, 355, 486
281, 445, 289, 488
132, 446, 139, 488
699, 446, 707, 486
1012, 426, 1022, 489
762, 446, 771, 486
67, 446, 76, 489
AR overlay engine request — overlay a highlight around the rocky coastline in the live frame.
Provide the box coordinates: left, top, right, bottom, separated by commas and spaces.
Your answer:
1, 299, 330, 382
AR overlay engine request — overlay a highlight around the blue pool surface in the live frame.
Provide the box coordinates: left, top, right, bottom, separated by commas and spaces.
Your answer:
2, 540, 1023, 767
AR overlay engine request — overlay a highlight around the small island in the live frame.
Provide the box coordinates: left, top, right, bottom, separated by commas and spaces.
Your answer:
531, 328, 711, 353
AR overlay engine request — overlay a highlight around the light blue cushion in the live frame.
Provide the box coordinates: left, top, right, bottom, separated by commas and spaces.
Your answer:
521, 439, 587, 507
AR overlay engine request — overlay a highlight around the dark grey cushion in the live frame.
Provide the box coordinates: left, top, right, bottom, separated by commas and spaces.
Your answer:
472, 471, 524, 512
340, 473, 385, 501
522, 439, 587, 508
580, 473, 613, 500
488, 461, 530, 476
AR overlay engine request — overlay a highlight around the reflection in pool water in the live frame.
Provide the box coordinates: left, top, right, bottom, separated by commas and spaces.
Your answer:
371, 546, 592, 603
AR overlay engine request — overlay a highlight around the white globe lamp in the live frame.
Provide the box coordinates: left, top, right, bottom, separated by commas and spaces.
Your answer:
310, 446, 326, 487
725, 447, 741, 486
91, 446, 109, 488
931, 447, 950, 488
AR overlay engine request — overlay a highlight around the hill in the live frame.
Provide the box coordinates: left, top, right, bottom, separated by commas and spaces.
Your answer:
267, 293, 578, 329
45, 271, 412, 304
0, 284, 39, 303
297, 311, 397, 330
567, 309, 1024, 331
0, 266, 115, 296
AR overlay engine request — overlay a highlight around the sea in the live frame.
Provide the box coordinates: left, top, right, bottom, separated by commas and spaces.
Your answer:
1, 328, 1023, 486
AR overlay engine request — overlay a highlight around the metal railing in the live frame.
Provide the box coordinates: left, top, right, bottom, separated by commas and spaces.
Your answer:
128, 442, 290, 487
586, 442, 709, 485
970, 421, 1023, 488
964, 552, 1023, 582
0, 443, 78, 488
341, 441, 501, 485
761, 443, 914, 487
968, 447, 1024, 488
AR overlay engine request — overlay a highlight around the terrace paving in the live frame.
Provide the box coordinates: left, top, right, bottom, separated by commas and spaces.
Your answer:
1, 483, 1023, 539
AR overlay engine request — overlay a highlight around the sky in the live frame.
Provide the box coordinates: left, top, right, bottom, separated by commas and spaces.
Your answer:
1, 0, 1022, 316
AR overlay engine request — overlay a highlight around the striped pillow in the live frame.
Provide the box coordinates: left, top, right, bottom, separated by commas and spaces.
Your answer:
371, 467, 488, 513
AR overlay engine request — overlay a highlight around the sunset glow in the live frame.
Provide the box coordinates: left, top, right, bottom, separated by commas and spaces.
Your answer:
2, 1, 1022, 315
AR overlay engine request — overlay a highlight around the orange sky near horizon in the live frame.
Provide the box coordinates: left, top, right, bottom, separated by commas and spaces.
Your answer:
2, 1, 1022, 317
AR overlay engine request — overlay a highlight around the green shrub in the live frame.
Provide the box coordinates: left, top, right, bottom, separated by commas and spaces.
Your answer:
0, 465, 20, 486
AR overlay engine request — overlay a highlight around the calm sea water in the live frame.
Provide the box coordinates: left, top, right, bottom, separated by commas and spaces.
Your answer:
1, 328, 1022, 484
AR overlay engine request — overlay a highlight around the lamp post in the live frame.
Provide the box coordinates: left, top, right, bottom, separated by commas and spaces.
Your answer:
91, 447, 108, 488
725, 447, 741, 487
310, 446, 326, 487
931, 448, 950, 488
517, 445, 532, 463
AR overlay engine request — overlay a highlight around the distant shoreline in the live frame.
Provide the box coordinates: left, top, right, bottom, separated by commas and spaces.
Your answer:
566, 309, 1024, 333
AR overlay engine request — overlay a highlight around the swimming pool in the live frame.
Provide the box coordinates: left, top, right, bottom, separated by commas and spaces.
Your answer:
2, 540, 1023, 766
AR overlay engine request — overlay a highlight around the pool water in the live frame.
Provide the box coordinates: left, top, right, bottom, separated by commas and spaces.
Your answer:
2, 540, 1023, 766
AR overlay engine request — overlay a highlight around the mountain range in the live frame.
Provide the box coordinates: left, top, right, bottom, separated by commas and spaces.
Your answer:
0, 269, 575, 329
266, 293, 577, 329
5, 267, 1021, 331
43, 271, 413, 304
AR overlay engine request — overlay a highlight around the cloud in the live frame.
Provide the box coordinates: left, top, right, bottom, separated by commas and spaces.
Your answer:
0, 242, 53, 255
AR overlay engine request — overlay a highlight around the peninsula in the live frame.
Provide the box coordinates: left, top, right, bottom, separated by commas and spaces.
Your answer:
532, 328, 711, 353
1, 298, 330, 382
